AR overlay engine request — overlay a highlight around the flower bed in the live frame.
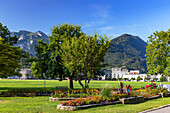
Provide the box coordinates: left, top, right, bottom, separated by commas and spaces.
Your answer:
51, 89, 100, 98
57, 101, 121, 111
61, 96, 117, 106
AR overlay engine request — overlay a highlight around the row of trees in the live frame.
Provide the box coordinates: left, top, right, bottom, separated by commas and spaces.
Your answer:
31, 24, 111, 89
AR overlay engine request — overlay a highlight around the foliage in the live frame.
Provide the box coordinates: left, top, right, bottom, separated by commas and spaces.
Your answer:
146, 29, 170, 76
58, 26, 111, 89
137, 76, 143, 81
160, 75, 167, 82
0, 23, 23, 77
0, 22, 18, 45
30, 62, 42, 78
131, 77, 135, 80
164, 57, 170, 76
31, 39, 50, 79
61, 95, 116, 106
100, 87, 113, 98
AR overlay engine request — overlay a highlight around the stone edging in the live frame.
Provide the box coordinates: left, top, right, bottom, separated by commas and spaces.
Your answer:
144, 95, 161, 100
119, 96, 144, 104
138, 104, 170, 113
57, 101, 121, 111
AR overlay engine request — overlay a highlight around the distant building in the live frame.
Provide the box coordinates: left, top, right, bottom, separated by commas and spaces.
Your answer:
20, 68, 33, 79
112, 68, 129, 78
129, 70, 140, 75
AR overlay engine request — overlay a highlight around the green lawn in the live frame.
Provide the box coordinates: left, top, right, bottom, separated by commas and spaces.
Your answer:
0, 97, 170, 113
0, 79, 170, 112
0, 79, 170, 90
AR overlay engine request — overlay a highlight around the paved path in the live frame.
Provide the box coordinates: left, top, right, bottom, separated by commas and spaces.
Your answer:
148, 107, 170, 113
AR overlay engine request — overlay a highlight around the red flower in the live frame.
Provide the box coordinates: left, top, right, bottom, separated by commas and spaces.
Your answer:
146, 85, 149, 88
150, 89, 152, 91
57, 90, 60, 93
112, 87, 115, 90
151, 81, 153, 83
139, 88, 141, 90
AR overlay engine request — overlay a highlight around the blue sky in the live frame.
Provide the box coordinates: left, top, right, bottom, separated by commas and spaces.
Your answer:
0, 0, 170, 41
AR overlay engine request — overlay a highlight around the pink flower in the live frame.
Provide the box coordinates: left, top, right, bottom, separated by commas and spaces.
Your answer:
139, 88, 141, 90
146, 85, 149, 88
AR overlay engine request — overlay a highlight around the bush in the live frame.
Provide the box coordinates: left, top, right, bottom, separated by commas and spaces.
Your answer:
131, 77, 135, 80
105, 77, 111, 80
112, 78, 117, 81
124, 78, 129, 81
160, 75, 167, 82
137, 76, 143, 81
118, 78, 122, 81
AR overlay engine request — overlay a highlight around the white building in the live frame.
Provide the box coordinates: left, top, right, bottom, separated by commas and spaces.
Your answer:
112, 68, 129, 78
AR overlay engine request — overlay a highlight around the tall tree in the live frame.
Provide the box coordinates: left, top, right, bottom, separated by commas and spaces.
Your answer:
60, 32, 111, 89
0, 38, 23, 77
49, 23, 83, 89
31, 39, 51, 79
0, 22, 18, 45
146, 29, 170, 76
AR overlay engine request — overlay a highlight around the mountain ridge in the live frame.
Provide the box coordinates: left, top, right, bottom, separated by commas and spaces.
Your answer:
11, 30, 49, 56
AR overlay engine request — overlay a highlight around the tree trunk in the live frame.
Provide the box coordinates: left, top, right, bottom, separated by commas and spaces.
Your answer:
78, 78, 84, 89
69, 75, 73, 89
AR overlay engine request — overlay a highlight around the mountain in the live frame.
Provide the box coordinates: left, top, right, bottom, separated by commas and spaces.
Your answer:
11, 30, 49, 56
104, 34, 147, 73
12, 30, 147, 73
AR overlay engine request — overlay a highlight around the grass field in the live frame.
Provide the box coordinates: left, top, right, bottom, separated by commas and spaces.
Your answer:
0, 79, 170, 90
0, 79, 170, 113
0, 97, 170, 113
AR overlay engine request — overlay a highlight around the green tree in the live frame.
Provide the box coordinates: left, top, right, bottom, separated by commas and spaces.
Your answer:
59, 32, 111, 89
0, 38, 23, 77
0, 22, 18, 45
146, 29, 170, 76
164, 57, 170, 76
31, 39, 51, 79
30, 62, 42, 79
49, 23, 83, 89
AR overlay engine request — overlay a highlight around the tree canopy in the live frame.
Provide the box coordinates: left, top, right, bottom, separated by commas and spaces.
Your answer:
0, 22, 18, 45
31, 23, 111, 89
0, 38, 23, 77
146, 29, 170, 76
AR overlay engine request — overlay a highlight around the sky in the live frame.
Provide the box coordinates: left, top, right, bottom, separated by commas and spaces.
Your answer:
0, 0, 170, 41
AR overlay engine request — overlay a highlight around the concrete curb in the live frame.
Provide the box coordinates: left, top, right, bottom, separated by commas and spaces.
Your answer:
138, 104, 170, 113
